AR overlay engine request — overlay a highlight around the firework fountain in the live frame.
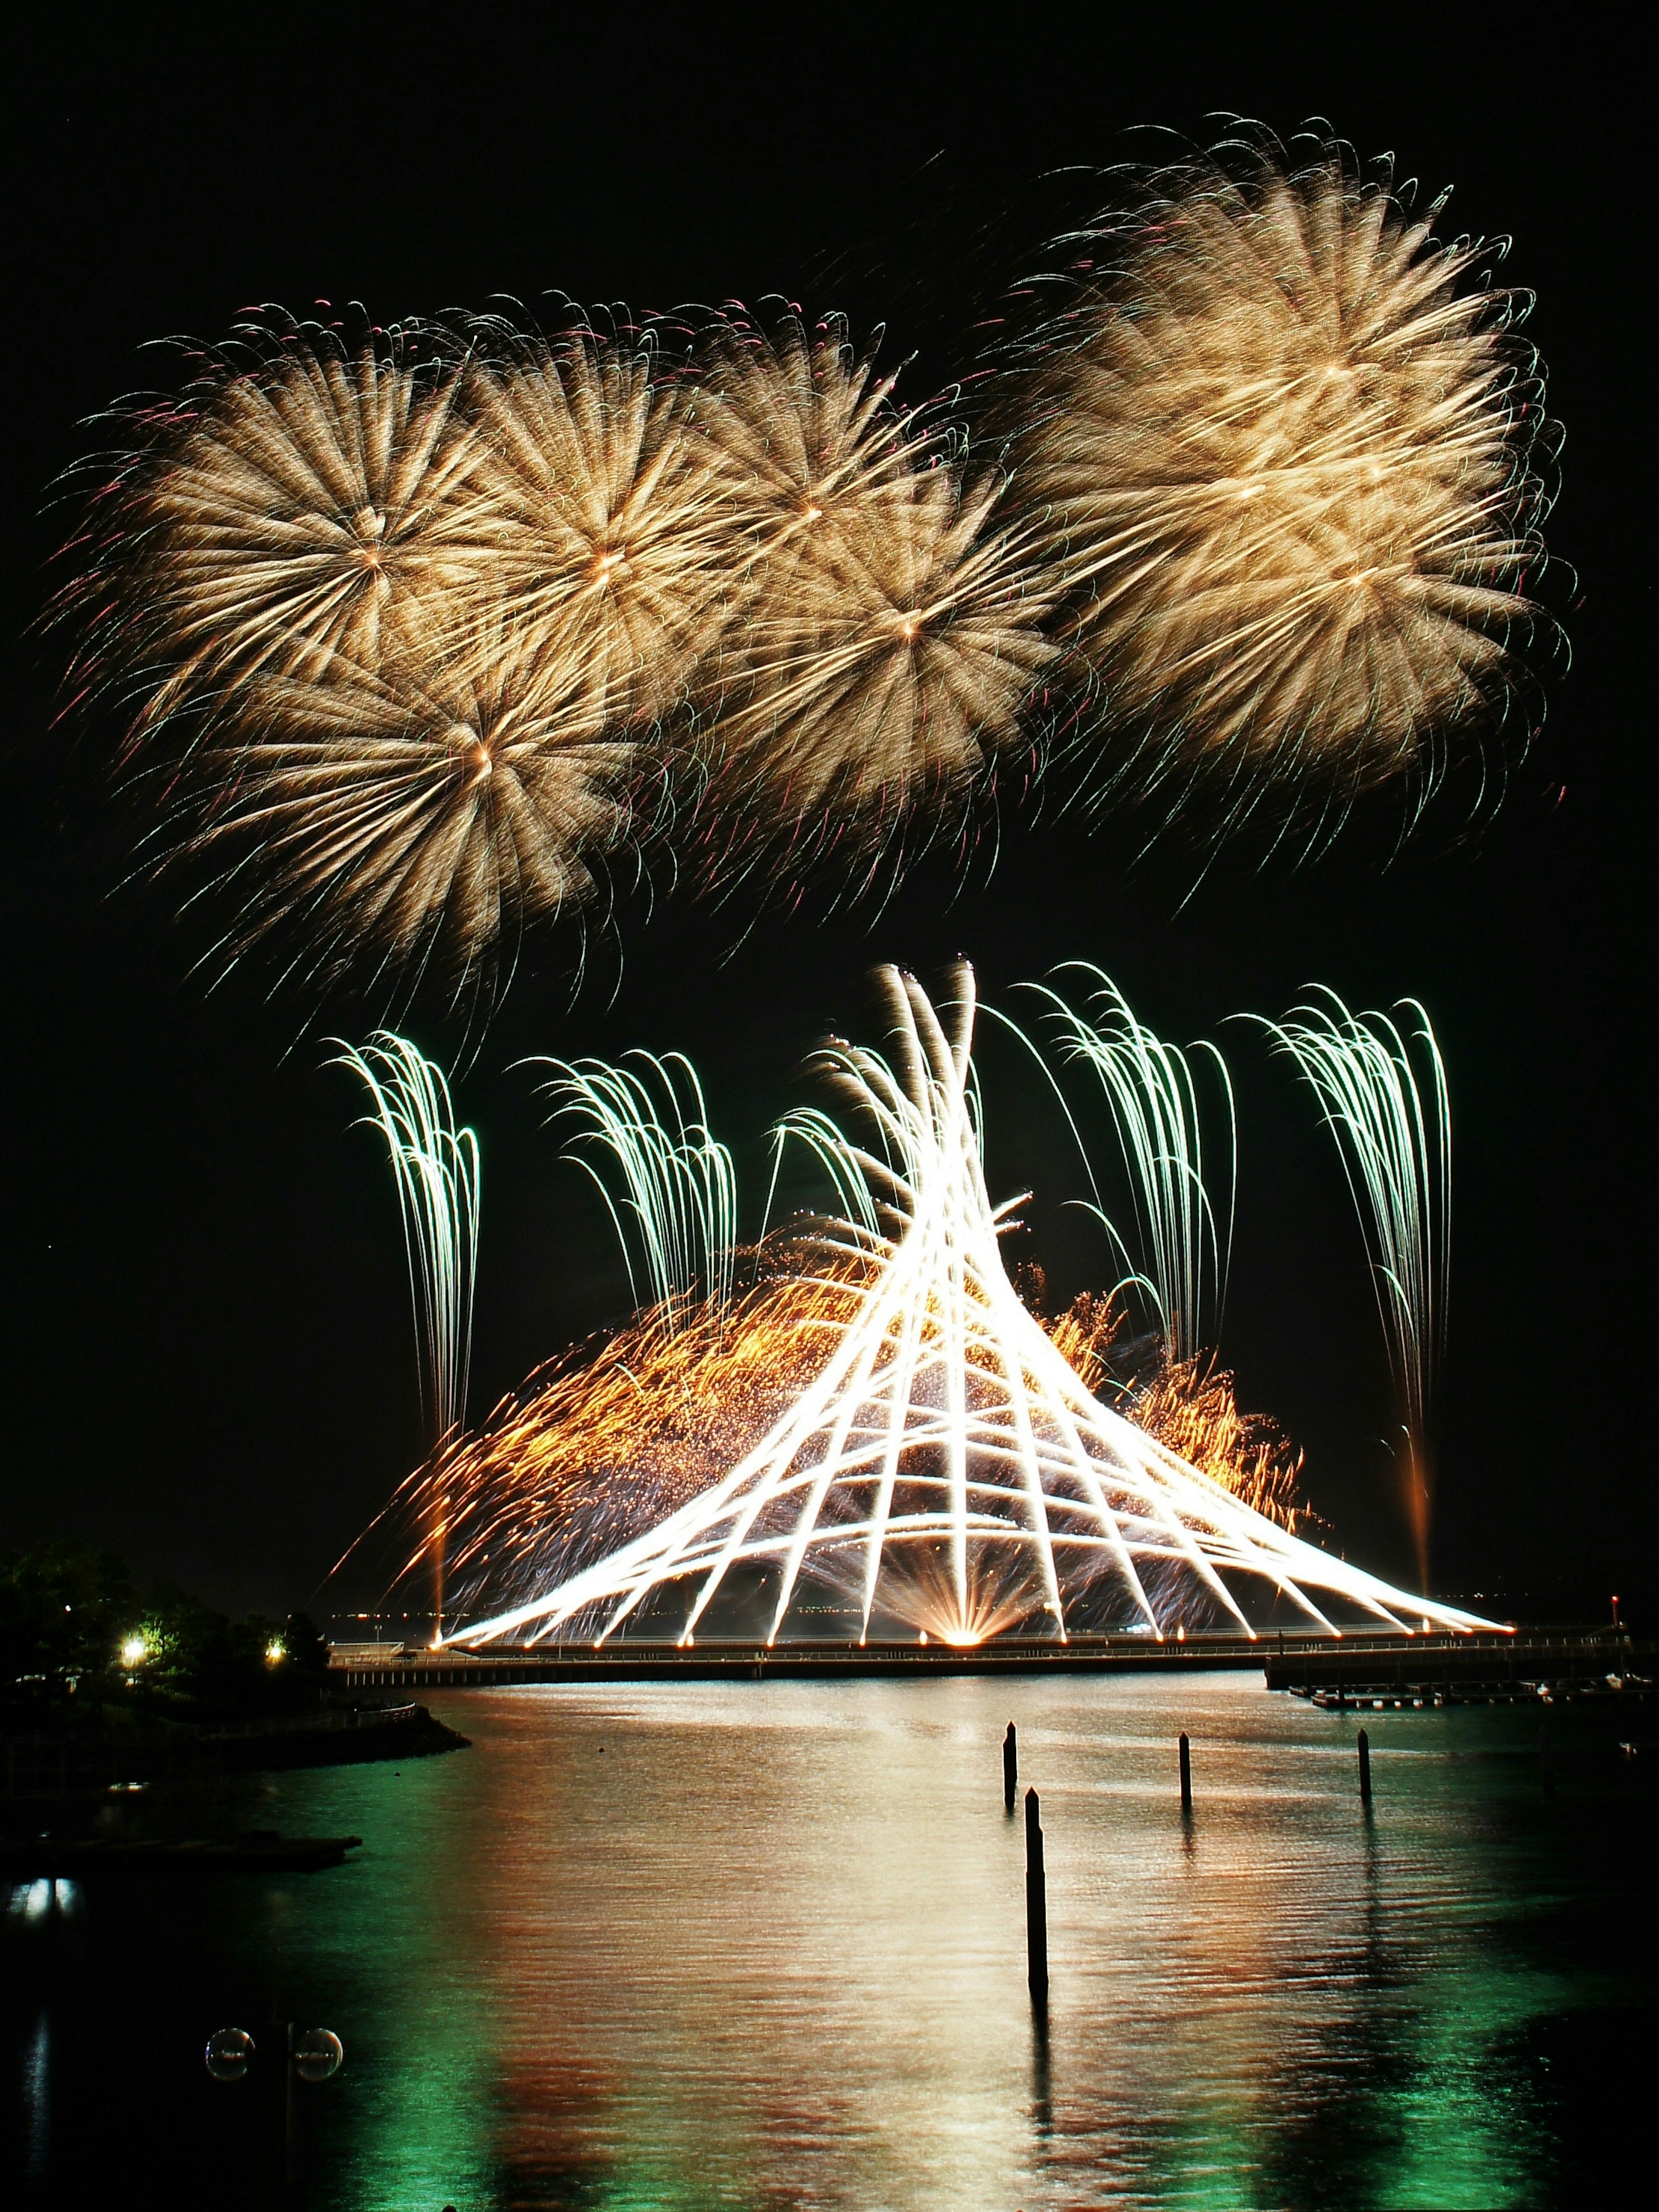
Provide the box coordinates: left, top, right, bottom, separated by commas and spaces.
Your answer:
446, 967, 1489, 1649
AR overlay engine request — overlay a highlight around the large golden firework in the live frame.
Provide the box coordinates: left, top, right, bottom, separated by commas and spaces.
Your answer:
63, 314, 497, 746
61, 313, 704, 995
189, 605, 636, 990
693, 311, 1056, 877
463, 316, 748, 730
1005, 133, 1556, 816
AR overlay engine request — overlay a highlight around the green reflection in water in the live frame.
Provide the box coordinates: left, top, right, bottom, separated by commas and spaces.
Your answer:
264, 1751, 499, 2209
12, 1676, 1640, 2210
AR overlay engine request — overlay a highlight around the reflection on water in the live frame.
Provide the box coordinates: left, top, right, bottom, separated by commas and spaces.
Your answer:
2, 1673, 1650, 2209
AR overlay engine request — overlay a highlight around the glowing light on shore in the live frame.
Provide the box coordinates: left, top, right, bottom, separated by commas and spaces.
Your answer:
448, 966, 1490, 1649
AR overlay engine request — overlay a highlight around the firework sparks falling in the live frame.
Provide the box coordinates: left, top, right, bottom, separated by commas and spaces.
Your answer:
529, 1049, 739, 1324
1130, 1354, 1309, 1534
1254, 988, 1450, 1584
447, 966, 1488, 1648
1001, 966, 1234, 1360
333, 1031, 480, 1448
1003, 129, 1558, 830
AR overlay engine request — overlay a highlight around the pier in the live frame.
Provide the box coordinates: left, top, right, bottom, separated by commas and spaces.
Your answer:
327, 1626, 1644, 1694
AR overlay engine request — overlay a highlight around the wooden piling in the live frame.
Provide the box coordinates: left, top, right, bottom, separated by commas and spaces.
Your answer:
1004, 1721, 1017, 1811
1357, 1728, 1372, 1802
257, 2019, 292, 2207
1025, 1786, 1048, 2006
1179, 1731, 1192, 1814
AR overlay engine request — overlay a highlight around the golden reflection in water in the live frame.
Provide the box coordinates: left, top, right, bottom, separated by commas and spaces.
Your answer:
371, 1673, 1622, 2208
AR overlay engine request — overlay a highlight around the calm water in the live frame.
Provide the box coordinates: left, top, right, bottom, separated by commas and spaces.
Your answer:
3, 1672, 1652, 2209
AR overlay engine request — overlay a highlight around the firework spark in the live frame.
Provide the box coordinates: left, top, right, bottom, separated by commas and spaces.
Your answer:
385, 1248, 871, 1615
333, 1031, 480, 1448
188, 606, 636, 1001
1001, 966, 1234, 1360
61, 312, 493, 745
462, 315, 748, 731
530, 1048, 739, 1324
691, 310, 1056, 882
1003, 129, 1557, 830
1254, 988, 1450, 1585
445, 965, 1487, 1647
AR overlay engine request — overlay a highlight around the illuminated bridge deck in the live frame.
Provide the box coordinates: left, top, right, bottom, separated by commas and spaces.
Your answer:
324, 1629, 1637, 1693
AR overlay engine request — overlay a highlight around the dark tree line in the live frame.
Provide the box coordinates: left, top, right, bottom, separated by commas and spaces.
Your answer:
0, 1544, 328, 1722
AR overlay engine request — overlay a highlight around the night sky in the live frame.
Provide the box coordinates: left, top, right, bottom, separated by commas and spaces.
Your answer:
1, 13, 1646, 1623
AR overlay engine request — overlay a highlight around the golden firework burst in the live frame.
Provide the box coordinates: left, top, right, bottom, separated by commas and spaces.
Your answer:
64, 313, 498, 747
1004, 132, 1557, 816
693, 310, 1056, 873
188, 603, 636, 991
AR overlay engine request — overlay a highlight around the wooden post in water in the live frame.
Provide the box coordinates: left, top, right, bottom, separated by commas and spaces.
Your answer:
1357, 1728, 1372, 1802
1024, 1786, 1049, 2007
1004, 1721, 1017, 1811
1179, 1731, 1192, 1814
257, 2020, 292, 2207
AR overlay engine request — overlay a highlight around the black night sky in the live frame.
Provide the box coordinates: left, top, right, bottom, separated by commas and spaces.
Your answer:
0, 11, 1647, 1623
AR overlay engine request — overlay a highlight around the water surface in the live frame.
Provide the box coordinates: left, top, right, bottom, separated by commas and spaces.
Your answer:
4, 1672, 1650, 2208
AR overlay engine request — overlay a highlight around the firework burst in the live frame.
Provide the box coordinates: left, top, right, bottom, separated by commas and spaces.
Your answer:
1002, 128, 1558, 831
691, 310, 1056, 885
60, 311, 494, 745
462, 313, 748, 731
184, 605, 637, 1003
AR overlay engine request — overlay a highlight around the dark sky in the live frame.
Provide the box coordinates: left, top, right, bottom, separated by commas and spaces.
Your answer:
1, 10, 1647, 1623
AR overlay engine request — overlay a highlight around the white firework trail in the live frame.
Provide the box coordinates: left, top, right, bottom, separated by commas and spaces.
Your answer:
1001, 965, 1234, 1361
1252, 988, 1450, 1583
531, 1051, 738, 1324
450, 965, 1489, 1650
334, 1032, 480, 1449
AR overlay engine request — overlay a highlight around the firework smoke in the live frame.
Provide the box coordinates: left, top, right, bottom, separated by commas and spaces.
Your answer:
1002, 128, 1557, 829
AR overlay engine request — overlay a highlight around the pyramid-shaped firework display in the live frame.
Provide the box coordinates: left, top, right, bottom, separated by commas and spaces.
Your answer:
452, 966, 1491, 1649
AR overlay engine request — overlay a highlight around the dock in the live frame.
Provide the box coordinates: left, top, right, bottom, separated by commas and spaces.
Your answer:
328, 1627, 1643, 1694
